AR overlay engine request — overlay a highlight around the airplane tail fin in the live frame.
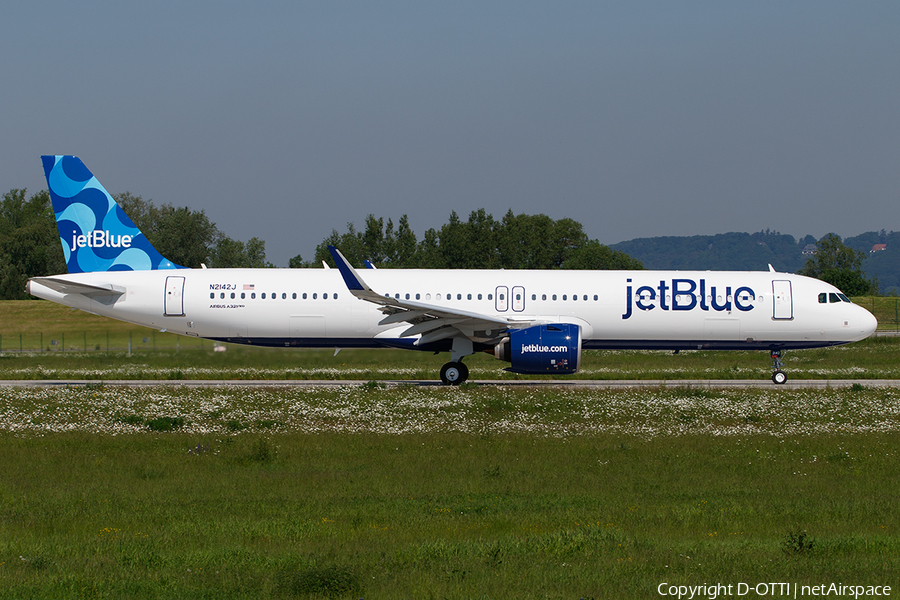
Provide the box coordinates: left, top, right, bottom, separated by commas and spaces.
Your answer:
41, 155, 182, 273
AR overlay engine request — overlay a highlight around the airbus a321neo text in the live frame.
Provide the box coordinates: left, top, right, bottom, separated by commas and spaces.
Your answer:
27, 156, 878, 384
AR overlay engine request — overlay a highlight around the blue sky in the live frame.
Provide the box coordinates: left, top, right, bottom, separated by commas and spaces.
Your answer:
3, 1, 898, 266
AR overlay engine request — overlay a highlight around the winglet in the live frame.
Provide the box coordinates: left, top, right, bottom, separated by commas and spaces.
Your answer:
328, 246, 369, 292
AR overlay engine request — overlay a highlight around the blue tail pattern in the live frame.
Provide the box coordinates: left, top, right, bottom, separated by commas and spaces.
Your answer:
41, 155, 181, 273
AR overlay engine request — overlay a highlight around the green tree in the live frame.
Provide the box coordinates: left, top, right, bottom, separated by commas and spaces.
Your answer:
210, 236, 272, 268
150, 205, 218, 267
799, 233, 875, 295
113, 193, 271, 268
0, 189, 66, 299
308, 209, 642, 271
562, 239, 644, 270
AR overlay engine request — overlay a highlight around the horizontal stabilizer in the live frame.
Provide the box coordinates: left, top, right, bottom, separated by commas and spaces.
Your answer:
28, 277, 125, 298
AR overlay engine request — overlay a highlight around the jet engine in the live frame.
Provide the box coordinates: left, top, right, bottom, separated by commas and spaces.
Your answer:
492, 324, 582, 374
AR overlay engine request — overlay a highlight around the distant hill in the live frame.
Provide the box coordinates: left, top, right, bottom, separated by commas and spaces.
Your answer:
610, 230, 900, 294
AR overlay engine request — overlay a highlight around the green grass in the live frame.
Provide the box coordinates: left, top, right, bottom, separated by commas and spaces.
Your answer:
0, 300, 200, 352
2, 383, 900, 598
2, 336, 900, 381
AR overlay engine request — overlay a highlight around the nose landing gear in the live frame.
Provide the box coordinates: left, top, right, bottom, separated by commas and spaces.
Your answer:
770, 350, 787, 384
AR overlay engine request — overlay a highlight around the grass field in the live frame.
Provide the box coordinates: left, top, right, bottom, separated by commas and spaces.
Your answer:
3, 336, 900, 382
2, 300, 899, 597
1, 385, 899, 598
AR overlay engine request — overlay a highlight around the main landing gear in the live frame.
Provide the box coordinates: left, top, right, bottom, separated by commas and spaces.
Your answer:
440, 337, 473, 385
440, 361, 469, 385
770, 349, 787, 384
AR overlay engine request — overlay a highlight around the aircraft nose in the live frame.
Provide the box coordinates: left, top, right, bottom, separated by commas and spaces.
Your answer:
858, 306, 878, 339
863, 309, 878, 337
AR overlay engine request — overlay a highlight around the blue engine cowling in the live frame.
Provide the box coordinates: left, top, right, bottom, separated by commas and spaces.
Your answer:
494, 324, 582, 374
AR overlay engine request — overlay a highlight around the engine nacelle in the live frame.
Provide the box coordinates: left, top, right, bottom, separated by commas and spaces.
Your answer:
493, 324, 582, 374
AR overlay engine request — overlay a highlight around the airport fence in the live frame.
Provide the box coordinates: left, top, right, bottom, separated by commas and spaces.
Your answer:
0, 330, 217, 354
854, 296, 900, 332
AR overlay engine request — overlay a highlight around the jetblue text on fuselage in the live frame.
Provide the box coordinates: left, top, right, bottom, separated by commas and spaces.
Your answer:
70, 230, 133, 251
622, 278, 755, 320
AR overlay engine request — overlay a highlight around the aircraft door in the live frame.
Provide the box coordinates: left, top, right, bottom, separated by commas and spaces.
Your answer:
164, 276, 185, 317
772, 280, 793, 320
512, 286, 525, 312
495, 286, 508, 312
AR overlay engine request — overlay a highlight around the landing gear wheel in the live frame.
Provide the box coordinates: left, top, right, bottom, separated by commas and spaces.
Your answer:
440, 361, 468, 385
770, 349, 787, 384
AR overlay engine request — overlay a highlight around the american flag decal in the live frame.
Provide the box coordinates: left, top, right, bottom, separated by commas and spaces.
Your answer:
243, 284, 255, 290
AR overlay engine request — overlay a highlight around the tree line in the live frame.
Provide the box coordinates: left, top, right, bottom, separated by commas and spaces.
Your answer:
1, 189, 270, 300
3, 186, 878, 300
1, 190, 643, 301
296, 208, 644, 271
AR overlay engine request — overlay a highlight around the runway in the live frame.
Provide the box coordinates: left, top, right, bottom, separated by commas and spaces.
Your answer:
2, 379, 899, 388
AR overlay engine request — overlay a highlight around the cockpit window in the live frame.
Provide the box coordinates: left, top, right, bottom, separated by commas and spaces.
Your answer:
818, 293, 827, 304
838, 293, 851, 303
829, 293, 841, 303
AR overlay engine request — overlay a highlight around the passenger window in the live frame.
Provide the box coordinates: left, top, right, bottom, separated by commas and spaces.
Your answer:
416, 293, 420, 300
334, 293, 338, 299
324, 293, 329, 299
282, 293, 287, 299
467, 293, 472, 300
251, 292, 256, 299
593, 295, 598, 301
292, 293, 297, 299
552, 294, 557, 301
220, 293, 225, 299
542, 294, 547, 301
241, 293, 245, 299
261, 293, 266, 299
209, 293, 214, 299
477, 293, 482, 300
563, 295, 567, 301
405, 293, 410, 300
531, 294, 536, 300
313, 293, 317, 299
302, 292, 307, 299
457, 294, 462, 300
488, 294, 492, 300
271, 293, 276, 299
829, 293, 841, 303
231, 292, 235, 299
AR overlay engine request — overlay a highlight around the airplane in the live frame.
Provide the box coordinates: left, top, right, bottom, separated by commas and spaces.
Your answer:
26, 155, 878, 385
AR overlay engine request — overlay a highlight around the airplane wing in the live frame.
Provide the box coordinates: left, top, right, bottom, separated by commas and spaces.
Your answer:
28, 276, 126, 298
328, 246, 528, 346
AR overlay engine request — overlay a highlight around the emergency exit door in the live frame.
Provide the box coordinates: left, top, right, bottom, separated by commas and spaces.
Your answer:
165, 276, 185, 316
772, 280, 793, 320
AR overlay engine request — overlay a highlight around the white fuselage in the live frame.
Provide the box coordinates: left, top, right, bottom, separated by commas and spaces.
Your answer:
27, 268, 877, 352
